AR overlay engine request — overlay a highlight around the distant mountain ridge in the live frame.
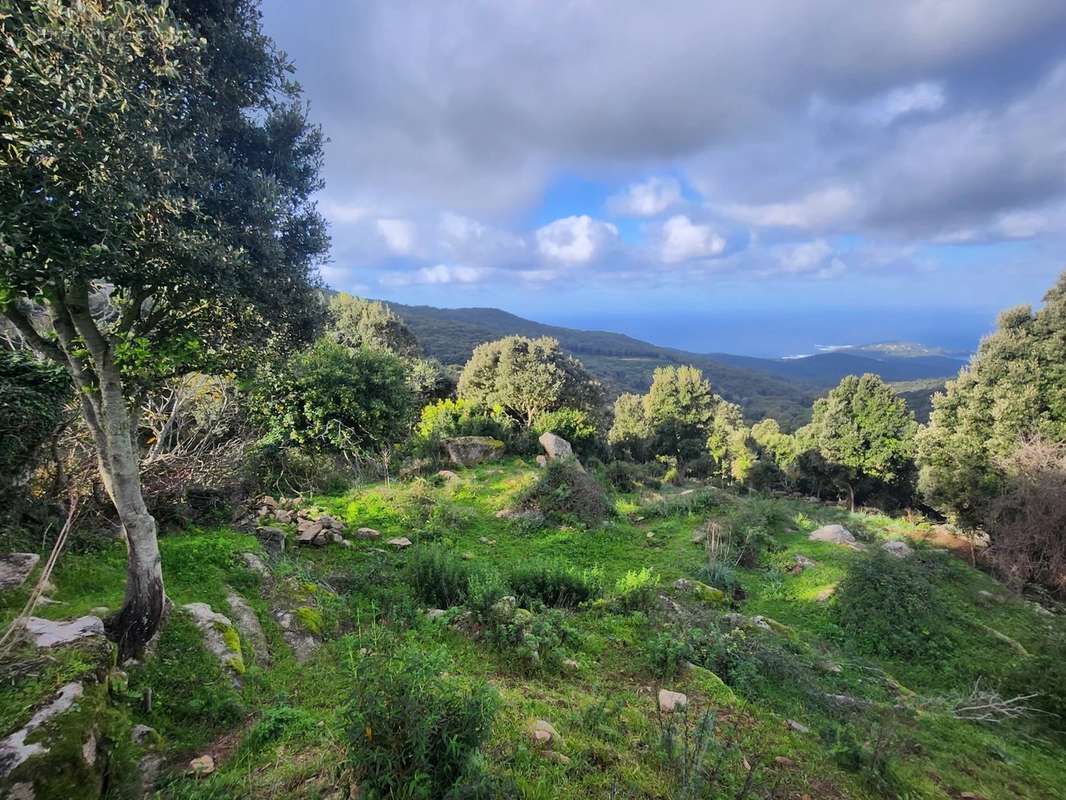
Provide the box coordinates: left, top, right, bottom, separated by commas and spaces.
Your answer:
382, 300, 964, 428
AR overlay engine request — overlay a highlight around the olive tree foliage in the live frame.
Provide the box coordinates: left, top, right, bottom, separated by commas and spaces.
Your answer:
918, 273, 1066, 529
0, 0, 328, 658
607, 393, 652, 460
642, 365, 721, 462
327, 293, 421, 358
326, 292, 451, 403
457, 336, 604, 426
798, 374, 918, 510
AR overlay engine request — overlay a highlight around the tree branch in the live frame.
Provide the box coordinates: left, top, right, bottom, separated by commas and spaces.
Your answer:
3, 304, 67, 366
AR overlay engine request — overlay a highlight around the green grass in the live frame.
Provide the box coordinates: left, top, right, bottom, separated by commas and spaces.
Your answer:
2, 457, 1064, 799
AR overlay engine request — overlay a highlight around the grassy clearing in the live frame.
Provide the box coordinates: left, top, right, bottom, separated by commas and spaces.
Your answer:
2, 457, 1064, 799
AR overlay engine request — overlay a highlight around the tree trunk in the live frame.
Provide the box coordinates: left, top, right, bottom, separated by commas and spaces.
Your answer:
95, 357, 166, 661
847, 483, 855, 513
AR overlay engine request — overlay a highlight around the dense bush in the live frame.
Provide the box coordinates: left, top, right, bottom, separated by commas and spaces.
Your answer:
833, 551, 950, 660
508, 562, 603, 608
0, 349, 69, 501
409, 546, 478, 609
645, 630, 690, 679
605, 460, 662, 491
532, 407, 600, 456
519, 458, 611, 527
416, 398, 515, 447
346, 645, 500, 799
1004, 629, 1066, 725
252, 339, 413, 456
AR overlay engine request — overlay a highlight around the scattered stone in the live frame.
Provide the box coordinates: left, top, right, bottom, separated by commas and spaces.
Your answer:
808, 524, 856, 546
536, 455, 548, 468
130, 725, 157, 747
774, 756, 796, 768
436, 470, 459, 481
0, 682, 83, 778
426, 609, 447, 621
338, 539, 353, 548
225, 589, 269, 666
538, 432, 574, 461
561, 658, 579, 672
23, 615, 104, 648
274, 611, 320, 662
255, 526, 286, 556
241, 552, 270, 578
355, 527, 382, 540
188, 754, 215, 777
387, 537, 412, 549
297, 520, 324, 545
792, 554, 817, 573
672, 578, 726, 605
461, 551, 474, 560
0, 553, 40, 591
542, 750, 571, 765
528, 720, 561, 748
259, 496, 278, 509
442, 436, 505, 467
881, 540, 913, 558
331, 533, 344, 544
786, 719, 811, 734
658, 689, 688, 713
273, 509, 292, 524
182, 603, 244, 678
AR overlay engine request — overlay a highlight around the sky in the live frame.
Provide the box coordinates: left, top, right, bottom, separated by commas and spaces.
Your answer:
260, 1, 1066, 357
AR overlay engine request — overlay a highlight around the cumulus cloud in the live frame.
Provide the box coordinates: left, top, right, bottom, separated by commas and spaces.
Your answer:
381, 264, 490, 286
660, 215, 726, 263
376, 218, 416, 254
725, 187, 859, 230
536, 215, 618, 265
607, 176, 683, 216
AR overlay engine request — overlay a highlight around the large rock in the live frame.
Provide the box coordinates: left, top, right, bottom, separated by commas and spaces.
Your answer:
274, 610, 320, 662
23, 616, 104, 649
442, 436, 504, 467
808, 524, 857, 546
255, 526, 286, 556
882, 540, 913, 558
538, 432, 574, 461
182, 603, 245, 678
225, 589, 269, 666
658, 688, 688, 713
0, 554, 40, 592
0, 682, 83, 778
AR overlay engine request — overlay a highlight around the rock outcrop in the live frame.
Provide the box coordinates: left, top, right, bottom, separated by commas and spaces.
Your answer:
0, 554, 40, 592
808, 524, 857, 546
442, 436, 504, 467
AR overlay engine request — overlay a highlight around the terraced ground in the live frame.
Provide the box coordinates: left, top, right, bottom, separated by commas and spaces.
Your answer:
2, 458, 1063, 799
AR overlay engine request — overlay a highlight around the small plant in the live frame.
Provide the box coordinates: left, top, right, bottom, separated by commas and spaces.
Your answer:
509, 562, 603, 608
645, 630, 690, 679
834, 550, 951, 660
409, 545, 476, 609
615, 567, 659, 611
346, 644, 500, 799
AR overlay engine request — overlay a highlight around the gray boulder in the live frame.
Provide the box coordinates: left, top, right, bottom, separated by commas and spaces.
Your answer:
442, 436, 504, 467
255, 526, 286, 556
23, 616, 104, 649
808, 524, 857, 546
881, 540, 913, 558
538, 432, 574, 461
0, 554, 40, 592
0, 682, 83, 778
225, 589, 269, 666
182, 603, 244, 678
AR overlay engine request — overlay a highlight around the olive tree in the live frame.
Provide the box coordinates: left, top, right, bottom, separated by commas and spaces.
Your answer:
798, 374, 918, 510
457, 336, 603, 426
0, 1, 327, 657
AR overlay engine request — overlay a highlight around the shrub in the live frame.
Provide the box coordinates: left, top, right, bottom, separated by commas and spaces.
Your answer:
532, 407, 600, 456
416, 398, 514, 445
409, 546, 476, 609
484, 599, 577, 672
605, 460, 663, 492
615, 567, 659, 611
833, 551, 950, 660
519, 458, 610, 527
1004, 629, 1066, 725
346, 645, 500, 799
509, 563, 603, 608
645, 630, 690, 679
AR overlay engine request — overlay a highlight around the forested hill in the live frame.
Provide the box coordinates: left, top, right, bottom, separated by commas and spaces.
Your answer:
383, 301, 964, 428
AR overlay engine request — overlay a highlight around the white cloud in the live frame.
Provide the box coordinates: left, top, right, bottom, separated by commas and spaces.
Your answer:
376, 218, 416, 254
778, 239, 833, 272
439, 212, 487, 242
725, 186, 858, 229
381, 263, 489, 286
859, 81, 946, 126
322, 201, 371, 225
607, 176, 683, 217
536, 215, 618, 265
659, 215, 726, 263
